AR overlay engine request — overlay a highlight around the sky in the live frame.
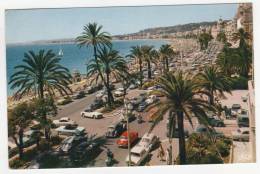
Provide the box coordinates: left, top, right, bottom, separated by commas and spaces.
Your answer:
5, 3, 238, 44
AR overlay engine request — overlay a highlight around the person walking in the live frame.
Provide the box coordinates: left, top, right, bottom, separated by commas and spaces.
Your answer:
157, 143, 165, 161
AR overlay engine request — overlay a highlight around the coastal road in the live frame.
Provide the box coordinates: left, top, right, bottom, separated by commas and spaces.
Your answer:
53, 88, 239, 167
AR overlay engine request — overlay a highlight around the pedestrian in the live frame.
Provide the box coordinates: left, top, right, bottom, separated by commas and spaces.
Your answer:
166, 148, 171, 165
157, 143, 165, 161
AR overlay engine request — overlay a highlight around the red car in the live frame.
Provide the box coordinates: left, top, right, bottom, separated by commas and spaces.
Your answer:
116, 131, 138, 148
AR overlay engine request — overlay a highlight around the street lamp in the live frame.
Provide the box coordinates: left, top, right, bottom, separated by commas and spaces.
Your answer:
124, 98, 132, 166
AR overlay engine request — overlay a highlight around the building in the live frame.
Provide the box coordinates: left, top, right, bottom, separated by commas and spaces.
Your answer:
248, 80, 256, 162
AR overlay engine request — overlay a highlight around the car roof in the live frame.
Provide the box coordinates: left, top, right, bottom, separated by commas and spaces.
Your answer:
142, 132, 155, 139
60, 117, 69, 120
239, 128, 250, 132
131, 144, 145, 153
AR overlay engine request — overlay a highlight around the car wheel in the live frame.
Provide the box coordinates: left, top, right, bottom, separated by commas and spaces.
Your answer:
81, 113, 85, 117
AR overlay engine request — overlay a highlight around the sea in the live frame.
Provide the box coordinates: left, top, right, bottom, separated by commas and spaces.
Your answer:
6, 39, 169, 96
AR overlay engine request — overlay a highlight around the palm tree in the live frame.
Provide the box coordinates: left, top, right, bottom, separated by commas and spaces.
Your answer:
232, 28, 251, 48
196, 66, 232, 105
76, 22, 112, 84
127, 46, 143, 87
198, 32, 213, 50
141, 45, 155, 79
159, 44, 175, 72
9, 49, 72, 99
87, 47, 128, 107
148, 71, 214, 164
8, 103, 34, 159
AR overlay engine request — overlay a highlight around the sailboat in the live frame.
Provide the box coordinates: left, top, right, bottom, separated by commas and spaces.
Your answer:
58, 48, 64, 57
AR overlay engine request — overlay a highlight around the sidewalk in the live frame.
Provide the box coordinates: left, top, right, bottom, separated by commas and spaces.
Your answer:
149, 138, 179, 166
233, 141, 252, 163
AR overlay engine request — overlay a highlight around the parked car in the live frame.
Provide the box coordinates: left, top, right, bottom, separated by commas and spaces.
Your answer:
145, 95, 159, 104
237, 110, 249, 127
58, 135, 88, 154
53, 117, 76, 127
72, 91, 85, 100
55, 125, 85, 136
96, 90, 107, 99
206, 111, 225, 127
208, 117, 225, 127
130, 96, 145, 108
166, 127, 189, 138
129, 83, 138, 89
90, 98, 104, 110
85, 86, 95, 94
81, 111, 103, 119
125, 133, 159, 166
231, 104, 242, 116
232, 128, 250, 141
105, 121, 126, 138
119, 111, 135, 122
137, 101, 148, 112
57, 96, 72, 105
22, 130, 43, 147
116, 131, 139, 148
195, 125, 224, 137
70, 141, 98, 162
114, 88, 125, 97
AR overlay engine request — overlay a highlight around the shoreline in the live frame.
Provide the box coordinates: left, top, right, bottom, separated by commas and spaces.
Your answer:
6, 38, 171, 47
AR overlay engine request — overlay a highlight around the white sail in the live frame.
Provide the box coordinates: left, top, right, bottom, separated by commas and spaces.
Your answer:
58, 49, 63, 56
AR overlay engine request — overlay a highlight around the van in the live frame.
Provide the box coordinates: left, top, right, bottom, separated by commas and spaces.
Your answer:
237, 113, 249, 127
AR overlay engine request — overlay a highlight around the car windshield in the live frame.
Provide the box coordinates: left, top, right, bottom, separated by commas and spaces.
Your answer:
141, 138, 150, 143
131, 152, 141, 157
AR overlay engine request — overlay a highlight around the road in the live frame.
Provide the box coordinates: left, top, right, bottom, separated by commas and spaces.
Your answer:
53, 88, 240, 167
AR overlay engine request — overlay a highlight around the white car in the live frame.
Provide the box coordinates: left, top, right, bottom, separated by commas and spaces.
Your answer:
96, 90, 106, 99
53, 117, 76, 126
145, 95, 159, 104
81, 111, 103, 119
114, 88, 124, 97
125, 133, 159, 166
55, 125, 85, 136
232, 128, 250, 141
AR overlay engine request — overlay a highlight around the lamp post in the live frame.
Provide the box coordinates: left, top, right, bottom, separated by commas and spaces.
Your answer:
124, 98, 131, 166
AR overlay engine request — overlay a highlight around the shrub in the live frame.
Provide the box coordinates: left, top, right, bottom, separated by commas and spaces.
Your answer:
39, 139, 51, 152
9, 159, 26, 169
216, 141, 230, 157
231, 76, 248, 89
142, 80, 156, 89
51, 136, 63, 146
38, 153, 60, 168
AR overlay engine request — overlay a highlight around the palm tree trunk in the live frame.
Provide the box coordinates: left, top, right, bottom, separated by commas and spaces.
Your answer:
105, 71, 114, 107
147, 60, 152, 79
93, 45, 106, 84
209, 89, 214, 105
165, 57, 169, 71
177, 111, 186, 164
139, 57, 143, 87
18, 128, 24, 159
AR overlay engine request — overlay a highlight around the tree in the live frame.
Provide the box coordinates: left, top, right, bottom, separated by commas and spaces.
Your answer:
141, 45, 156, 79
198, 32, 213, 50
76, 22, 112, 85
8, 103, 34, 159
87, 47, 128, 107
159, 44, 175, 72
216, 44, 240, 76
147, 71, 214, 164
9, 50, 72, 99
118, 71, 138, 98
127, 46, 144, 87
196, 66, 232, 105
32, 97, 57, 141
216, 31, 227, 43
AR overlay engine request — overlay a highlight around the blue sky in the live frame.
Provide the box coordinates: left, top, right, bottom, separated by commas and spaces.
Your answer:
5, 3, 238, 43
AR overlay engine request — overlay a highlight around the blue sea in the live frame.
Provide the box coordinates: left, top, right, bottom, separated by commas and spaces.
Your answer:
6, 39, 168, 96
